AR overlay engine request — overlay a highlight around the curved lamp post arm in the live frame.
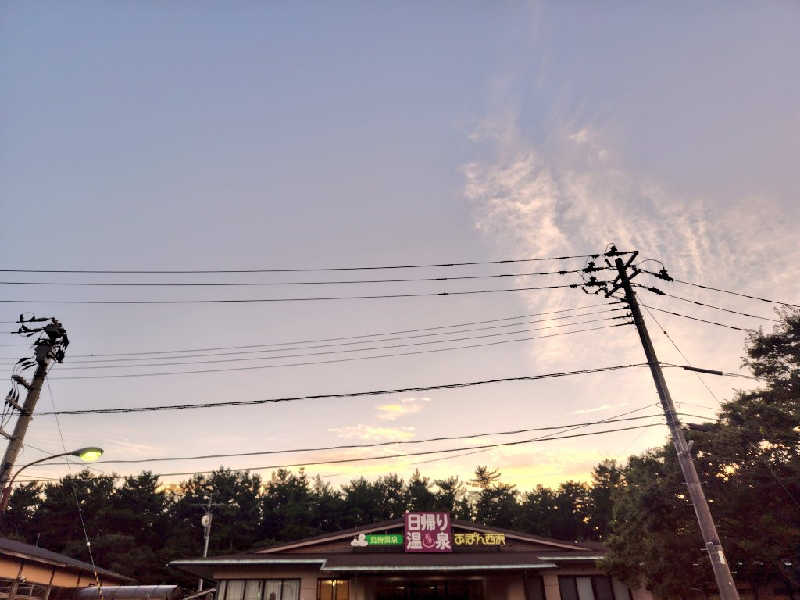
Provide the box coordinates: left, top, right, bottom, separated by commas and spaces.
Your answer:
0, 447, 103, 511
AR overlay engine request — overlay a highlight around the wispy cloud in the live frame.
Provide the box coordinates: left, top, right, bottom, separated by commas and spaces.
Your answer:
376, 397, 431, 421
572, 403, 627, 415
328, 424, 416, 441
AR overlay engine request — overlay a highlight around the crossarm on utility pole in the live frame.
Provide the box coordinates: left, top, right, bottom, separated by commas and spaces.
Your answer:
614, 257, 740, 600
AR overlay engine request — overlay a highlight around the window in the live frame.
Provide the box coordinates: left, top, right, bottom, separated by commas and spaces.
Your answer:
317, 580, 349, 600
524, 573, 546, 600
558, 577, 631, 600
218, 580, 300, 600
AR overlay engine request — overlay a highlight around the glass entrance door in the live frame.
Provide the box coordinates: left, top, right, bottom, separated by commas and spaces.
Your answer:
374, 580, 483, 600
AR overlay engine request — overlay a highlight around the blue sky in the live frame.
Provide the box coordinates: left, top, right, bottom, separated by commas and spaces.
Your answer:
2, 2, 799, 489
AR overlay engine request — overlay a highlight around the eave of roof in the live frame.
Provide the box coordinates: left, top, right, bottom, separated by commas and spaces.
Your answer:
169, 557, 566, 577
169, 550, 602, 578
0, 537, 134, 583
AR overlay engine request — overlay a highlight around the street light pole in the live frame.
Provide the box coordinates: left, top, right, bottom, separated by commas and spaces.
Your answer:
0, 447, 104, 512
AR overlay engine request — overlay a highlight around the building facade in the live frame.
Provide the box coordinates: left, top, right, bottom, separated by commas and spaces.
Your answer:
171, 516, 652, 600
0, 537, 133, 600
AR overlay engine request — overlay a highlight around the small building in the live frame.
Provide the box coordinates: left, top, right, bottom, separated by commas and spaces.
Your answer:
170, 515, 652, 600
0, 537, 133, 600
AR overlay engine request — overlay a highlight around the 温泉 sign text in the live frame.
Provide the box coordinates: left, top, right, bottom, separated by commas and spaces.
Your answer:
404, 512, 452, 552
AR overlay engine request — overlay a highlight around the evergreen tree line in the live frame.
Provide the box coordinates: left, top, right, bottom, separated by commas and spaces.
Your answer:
4, 463, 619, 587
3, 312, 799, 598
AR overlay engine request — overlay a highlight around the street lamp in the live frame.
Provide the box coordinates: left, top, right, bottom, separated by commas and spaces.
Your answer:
0, 447, 104, 511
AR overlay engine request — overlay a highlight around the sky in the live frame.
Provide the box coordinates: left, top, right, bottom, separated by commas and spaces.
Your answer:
2, 2, 799, 493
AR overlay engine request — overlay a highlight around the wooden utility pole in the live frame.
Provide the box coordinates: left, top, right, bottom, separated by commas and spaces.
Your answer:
614, 257, 740, 600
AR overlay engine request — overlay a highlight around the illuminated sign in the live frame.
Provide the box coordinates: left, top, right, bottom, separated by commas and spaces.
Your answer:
350, 533, 403, 547
404, 512, 453, 552
454, 532, 506, 546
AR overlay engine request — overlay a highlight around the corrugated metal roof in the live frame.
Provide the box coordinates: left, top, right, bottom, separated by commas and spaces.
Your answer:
75, 585, 180, 600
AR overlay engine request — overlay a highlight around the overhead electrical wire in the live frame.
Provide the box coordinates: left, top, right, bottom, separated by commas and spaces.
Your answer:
406, 403, 660, 467
639, 304, 751, 332
52, 314, 630, 371
27, 422, 667, 481
23, 406, 670, 479
44, 411, 711, 467
24, 305, 625, 365
0, 267, 610, 288
0, 252, 631, 275
635, 285, 778, 322
0, 282, 583, 305
38, 361, 748, 416
641, 310, 800, 509
17, 406, 666, 481
47, 322, 630, 380
642, 306, 722, 402
1, 304, 621, 366
52, 302, 624, 360
638, 268, 800, 309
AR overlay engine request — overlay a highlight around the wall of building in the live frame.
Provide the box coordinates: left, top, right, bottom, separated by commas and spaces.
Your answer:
211, 568, 657, 600
0, 556, 124, 589
215, 566, 320, 600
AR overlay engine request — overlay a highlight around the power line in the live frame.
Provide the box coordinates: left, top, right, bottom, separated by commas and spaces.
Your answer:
640, 304, 751, 332
646, 313, 800, 510
47, 322, 629, 380
639, 268, 800, 309
641, 306, 722, 406
25, 305, 624, 365
17, 407, 660, 481
52, 314, 629, 371
0, 282, 583, 305
44, 381, 107, 600
38, 362, 746, 416
30, 422, 667, 481
0, 252, 630, 275
635, 286, 778, 322
57, 413, 699, 466
53, 302, 623, 360
0, 267, 608, 288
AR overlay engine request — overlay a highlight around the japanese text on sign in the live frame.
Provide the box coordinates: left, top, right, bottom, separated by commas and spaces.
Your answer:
454, 532, 506, 546
404, 512, 452, 552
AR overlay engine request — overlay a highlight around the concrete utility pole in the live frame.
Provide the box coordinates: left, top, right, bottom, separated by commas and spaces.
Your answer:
0, 318, 68, 502
0, 358, 51, 493
614, 257, 740, 600
195, 497, 226, 592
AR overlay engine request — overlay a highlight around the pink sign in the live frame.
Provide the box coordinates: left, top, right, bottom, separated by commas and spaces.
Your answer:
404, 512, 452, 552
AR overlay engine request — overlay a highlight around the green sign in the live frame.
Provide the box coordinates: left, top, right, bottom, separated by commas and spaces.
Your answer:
351, 533, 404, 547
365, 534, 403, 546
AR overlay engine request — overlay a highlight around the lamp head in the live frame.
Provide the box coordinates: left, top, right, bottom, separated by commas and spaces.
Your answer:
72, 447, 103, 462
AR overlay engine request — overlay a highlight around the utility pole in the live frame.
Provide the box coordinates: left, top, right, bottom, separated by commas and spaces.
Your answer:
193, 497, 226, 592
612, 256, 740, 600
0, 318, 69, 504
